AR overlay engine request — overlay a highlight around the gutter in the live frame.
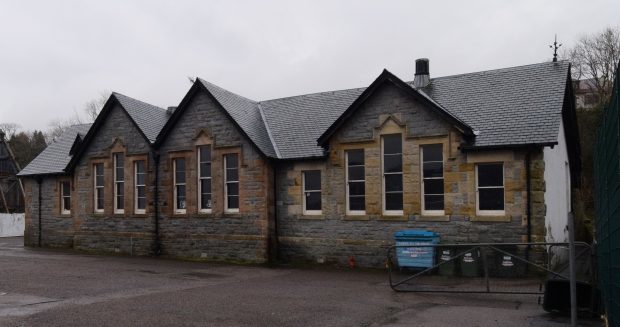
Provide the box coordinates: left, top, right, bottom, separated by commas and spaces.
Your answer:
153, 151, 161, 255
36, 176, 42, 247
525, 151, 532, 261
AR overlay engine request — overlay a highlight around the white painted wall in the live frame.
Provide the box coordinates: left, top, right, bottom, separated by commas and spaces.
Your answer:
0, 213, 25, 237
543, 120, 571, 244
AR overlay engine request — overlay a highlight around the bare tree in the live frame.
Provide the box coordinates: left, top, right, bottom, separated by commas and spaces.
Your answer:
84, 90, 111, 122
45, 112, 83, 144
565, 27, 620, 103
0, 123, 21, 140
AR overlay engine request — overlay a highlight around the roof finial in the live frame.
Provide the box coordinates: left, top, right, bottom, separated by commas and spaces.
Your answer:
549, 34, 562, 62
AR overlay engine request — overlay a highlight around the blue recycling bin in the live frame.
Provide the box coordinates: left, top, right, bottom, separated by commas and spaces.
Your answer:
394, 230, 440, 269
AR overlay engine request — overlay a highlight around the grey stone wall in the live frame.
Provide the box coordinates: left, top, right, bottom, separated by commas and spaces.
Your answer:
276, 83, 537, 268
156, 90, 273, 263
73, 103, 157, 255
22, 176, 74, 248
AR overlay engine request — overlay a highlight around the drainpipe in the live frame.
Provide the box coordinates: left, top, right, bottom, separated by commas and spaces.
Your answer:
36, 176, 42, 247
525, 151, 532, 261
153, 151, 161, 255
272, 161, 279, 264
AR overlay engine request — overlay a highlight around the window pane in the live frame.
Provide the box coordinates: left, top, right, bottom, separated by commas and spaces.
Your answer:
383, 134, 402, 155
136, 160, 145, 173
63, 198, 71, 211
227, 183, 239, 196
349, 196, 365, 211
200, 163, 211, 178
305, 192, 321, 211
176, 171, 185, 183
347, 150, 364, 166
349, 181, 365, 196
137, 197, 146, 210
227, 195, 239, 209
137, 186, 146, 198
115, 167, 124, 181
201, 179, 211, 195
137, 173, 145, 185
200, 145, 211, 162
95, 164, 103, 176
116, 183, 124, 197
116, 196, 124, 209
348, 166, 364, 181
422, 144, 443, 162
478, 164, 503, 187
201, 193, 212, 209
384, 174, 403, 192
226, 167, 238, 181
304, 171, 321, 191
424, 195, 444, 211
423, 162, 443, 178
479, 188, 504, 210
177, 185, 186, 209
62, 182, 70, 196
424, 179, 444, 195
384, 154, 402, 173
225, 154, 238, 168
385, 193, 403, 211
96, 189, 104, 209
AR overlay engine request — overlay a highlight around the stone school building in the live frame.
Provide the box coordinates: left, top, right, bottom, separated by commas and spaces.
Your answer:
18, 59, 580, 267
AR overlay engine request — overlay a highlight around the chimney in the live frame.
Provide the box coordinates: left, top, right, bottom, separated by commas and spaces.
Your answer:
413, 58, 430, 88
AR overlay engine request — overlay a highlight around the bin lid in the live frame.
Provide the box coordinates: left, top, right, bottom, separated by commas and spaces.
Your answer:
394, 230, 438, 238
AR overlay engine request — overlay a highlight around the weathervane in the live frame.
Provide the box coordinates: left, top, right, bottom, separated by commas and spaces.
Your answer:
549, 34, 562, 62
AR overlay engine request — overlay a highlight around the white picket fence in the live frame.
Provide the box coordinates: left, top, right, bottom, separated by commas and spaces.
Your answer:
0, 213, 24, 237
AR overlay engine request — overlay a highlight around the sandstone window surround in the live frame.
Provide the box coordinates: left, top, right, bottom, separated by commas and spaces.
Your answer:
60, 180, 71, 215
475, 163, 505, 216
113, 153, 125, 214
134, 160, 146, 214
198, 145, 212, 213
224, 153, 239, 213
381, 133, 403, 216
345, 149, 365, 215
173, 158, 187, 214
302, 170, 322, 215
94, 163, 104, 213
421, 144, 445, 216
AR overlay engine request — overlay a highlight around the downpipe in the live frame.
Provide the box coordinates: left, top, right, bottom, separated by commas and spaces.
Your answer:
36, 176, 42, 247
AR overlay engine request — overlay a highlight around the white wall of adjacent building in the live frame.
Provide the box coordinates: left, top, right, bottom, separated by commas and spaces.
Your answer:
0, 213, 24, 237
543, 119, 571, 244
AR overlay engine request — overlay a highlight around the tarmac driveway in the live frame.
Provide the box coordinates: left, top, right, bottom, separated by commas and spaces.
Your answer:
0, 237, 601, 326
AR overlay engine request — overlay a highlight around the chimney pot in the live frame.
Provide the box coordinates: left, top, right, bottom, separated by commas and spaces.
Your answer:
414, 58, 430, 88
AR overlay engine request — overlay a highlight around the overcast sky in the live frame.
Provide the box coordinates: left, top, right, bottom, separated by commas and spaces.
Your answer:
1, 0, 619, 132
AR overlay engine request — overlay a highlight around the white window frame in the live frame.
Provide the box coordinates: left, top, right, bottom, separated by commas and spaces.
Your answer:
346, 150, 365, 216
60, 181, 71, 215
134, 160, 146, 215
198, 146, 212, 213
113, 153, 125, 214
94, 163, 104, 213
224, 154, 239, 213
173, 158, 186, 214
302, 170, 322, 215
381, 134, 404, 216
421, 144, 445, 216
475, 163, 505, 216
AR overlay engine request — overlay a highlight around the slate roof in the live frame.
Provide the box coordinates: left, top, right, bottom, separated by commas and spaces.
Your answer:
22, 61, 571, 176
197, 79, 277, 158
18, 124, 92, 176
113, 92, 169, 143
417, 61, 570, 148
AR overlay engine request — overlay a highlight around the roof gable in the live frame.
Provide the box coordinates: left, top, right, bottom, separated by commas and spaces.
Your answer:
317, 69, 475, 146
155, 79, 277, 158
66, 93, 166, 172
